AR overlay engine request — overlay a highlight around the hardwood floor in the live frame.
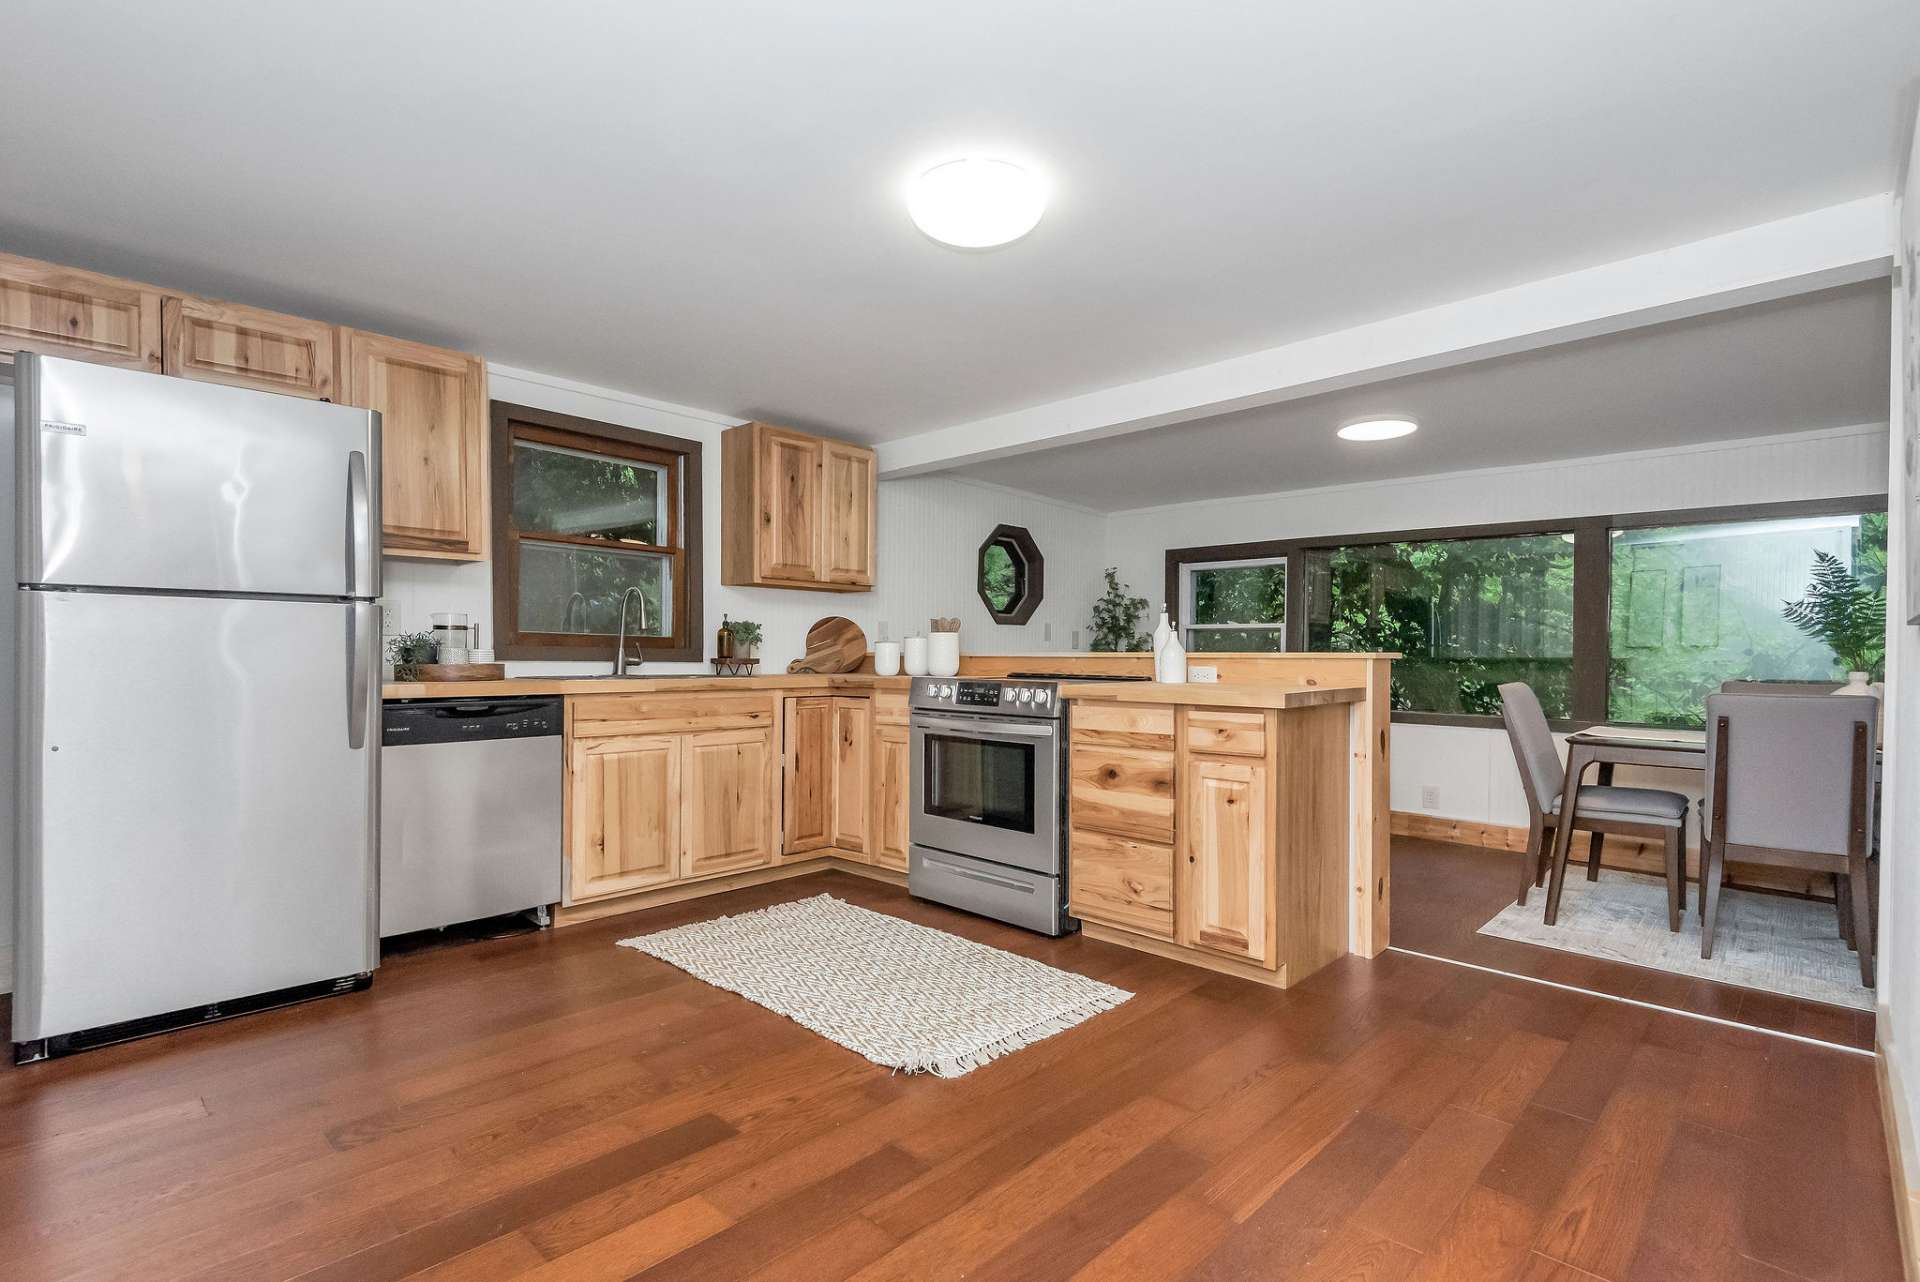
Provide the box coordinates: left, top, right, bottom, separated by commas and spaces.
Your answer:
1393, 836, 1878, 1051
0, 867, 1903, 1281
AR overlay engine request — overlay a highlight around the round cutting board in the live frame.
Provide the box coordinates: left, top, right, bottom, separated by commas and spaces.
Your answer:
787, 617, 867, 674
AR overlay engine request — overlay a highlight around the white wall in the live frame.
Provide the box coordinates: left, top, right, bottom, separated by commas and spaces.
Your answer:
382, 365, 1109, 675
1875, 103, 1919, 1205
1107, 423, 1891, 832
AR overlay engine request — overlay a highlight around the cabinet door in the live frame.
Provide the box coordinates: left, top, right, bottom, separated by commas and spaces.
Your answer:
821, 440, 875, 587
342, 329, 488, 560
782, 697, 834, 856
569, 735, 680, 901
759, 427, 824, 582
683, 728, 775, 878
871, 723, 911, 872
0, 251, 162, 371
162, 296, 339, 400
1179, 756, 1273, 966
832, 697, 871, 855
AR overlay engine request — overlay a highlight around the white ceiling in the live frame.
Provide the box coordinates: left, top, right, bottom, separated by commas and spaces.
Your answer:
950, 283, 1892, 510
2, 2, 1914, 442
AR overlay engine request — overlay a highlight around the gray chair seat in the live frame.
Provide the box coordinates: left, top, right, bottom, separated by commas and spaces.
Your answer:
1552, 785, 1689, 827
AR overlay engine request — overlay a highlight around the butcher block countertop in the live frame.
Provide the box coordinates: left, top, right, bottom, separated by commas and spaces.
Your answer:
383, 673, 911, 699
1057, 680, 1364, 710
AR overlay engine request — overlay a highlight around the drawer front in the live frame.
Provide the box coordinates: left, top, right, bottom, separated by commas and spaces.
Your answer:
1068, 829, 1174, 939
571, 692, 775, 738
1069, 744, 1175, 843
1069, 702, 1175, 752
1186, 710, 1268, 757
871, 689, 910, 726
909, 845, 1065, 936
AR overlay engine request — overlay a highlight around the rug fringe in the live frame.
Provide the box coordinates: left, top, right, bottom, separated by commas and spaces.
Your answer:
906, 990, 1134, 1079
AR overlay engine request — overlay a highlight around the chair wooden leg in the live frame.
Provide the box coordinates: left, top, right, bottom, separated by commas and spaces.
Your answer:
1662, 828, 1683, 933
1836, 874, 1855, 950
1517, 816, 1544, 906
1700, 840, 1726, 960
1849, 853, 1875, 988
1697, 837, 1709, 924
1585, 830, 1604, 881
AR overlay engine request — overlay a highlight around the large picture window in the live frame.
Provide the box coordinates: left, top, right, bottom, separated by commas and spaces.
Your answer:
1304, 533, 1574, 717
1169, 496, 1885, 727
491, 402, 703, 662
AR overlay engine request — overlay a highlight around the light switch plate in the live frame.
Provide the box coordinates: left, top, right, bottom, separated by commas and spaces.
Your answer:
1421, 785, 1440, 809
1189, 665, 1219, 683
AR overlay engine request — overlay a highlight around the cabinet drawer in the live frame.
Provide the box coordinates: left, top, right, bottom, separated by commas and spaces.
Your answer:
572, 692, 775, 738
1070, 702, 1175, 752
1069, 830, 1174, 939
1070, 745, 1174, 842
871, 689, 909, 726
1186, 710, 1267, 757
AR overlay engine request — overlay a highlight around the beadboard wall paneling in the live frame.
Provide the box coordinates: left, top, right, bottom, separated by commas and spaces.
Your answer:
381, 366, 1108, 675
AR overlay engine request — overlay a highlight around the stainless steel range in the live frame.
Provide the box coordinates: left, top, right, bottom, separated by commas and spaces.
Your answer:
906, 672, 1146, 935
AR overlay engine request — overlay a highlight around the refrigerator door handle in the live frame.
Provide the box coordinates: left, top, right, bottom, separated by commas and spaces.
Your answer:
347, 449, 373, 598
348, 602, 373, 750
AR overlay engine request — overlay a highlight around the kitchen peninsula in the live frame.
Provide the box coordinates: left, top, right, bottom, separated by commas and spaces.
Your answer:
383, 651, 1393, 981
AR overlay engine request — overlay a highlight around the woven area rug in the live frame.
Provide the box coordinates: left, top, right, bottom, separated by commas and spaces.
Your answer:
618, 894, 1132, 1077
1478, 870, 1872, 1011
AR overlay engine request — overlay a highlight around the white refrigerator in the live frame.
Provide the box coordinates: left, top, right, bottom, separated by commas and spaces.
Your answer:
10, 354, 382, 1062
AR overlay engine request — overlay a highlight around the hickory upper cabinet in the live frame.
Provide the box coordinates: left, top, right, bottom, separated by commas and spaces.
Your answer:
0, 251, 163, 371
341, 329, 489, 561
721, 422, 876, 591
163, 296, 338, 400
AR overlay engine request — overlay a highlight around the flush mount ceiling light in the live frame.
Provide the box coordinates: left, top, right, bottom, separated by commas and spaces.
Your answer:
906, 157, 1047, 248
1337, 417, 1419, 442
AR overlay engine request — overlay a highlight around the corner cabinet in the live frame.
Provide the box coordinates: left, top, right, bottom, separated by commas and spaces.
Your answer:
721, 422, 876, 591
341, 330, 489, 561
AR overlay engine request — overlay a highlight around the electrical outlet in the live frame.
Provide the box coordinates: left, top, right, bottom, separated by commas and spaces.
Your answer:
1421, 785, 1440, 810
1043, 622, 1053, 643
1189, 664, 1219, 683
378, 598, 398, 635
877, 619, 890, 642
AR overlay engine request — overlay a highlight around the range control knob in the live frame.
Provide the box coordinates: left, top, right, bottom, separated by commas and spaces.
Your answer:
1013, 687, 1033, 704
1032, 689, 1050, 705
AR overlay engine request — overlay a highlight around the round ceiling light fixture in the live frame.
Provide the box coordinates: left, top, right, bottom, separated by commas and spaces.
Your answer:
1337, 416, 1419, 442
906, 157, 1047, 248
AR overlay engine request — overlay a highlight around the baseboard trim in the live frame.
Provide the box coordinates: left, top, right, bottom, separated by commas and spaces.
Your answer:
1390, 810, 1838, 900
1878, 1028, 1920, 1281
552, 853, 904, 926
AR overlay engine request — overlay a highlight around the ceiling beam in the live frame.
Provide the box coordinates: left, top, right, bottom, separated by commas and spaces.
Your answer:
876, 194, 1895, 477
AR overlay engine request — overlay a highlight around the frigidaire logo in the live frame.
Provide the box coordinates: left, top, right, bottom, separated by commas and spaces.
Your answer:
40, 420, 87, 437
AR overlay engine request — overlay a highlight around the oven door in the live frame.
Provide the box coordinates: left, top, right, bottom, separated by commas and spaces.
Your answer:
909, 711, 1060, 875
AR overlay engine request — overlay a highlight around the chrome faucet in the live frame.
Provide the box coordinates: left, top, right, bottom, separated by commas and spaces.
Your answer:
613, 587, 649, 676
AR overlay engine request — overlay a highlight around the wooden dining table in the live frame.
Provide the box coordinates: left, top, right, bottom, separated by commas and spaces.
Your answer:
1542, 724, 1883, 928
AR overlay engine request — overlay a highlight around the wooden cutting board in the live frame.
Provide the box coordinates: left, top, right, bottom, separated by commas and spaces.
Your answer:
787, 617, 867, 674
411, 663, 507, 682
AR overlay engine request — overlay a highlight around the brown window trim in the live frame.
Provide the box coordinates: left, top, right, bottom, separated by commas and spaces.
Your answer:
491, 401, 704, 663
1165, 493, 1888, 728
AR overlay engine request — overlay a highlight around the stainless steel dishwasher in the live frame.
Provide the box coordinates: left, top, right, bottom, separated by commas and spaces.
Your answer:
379, 697, 564, 936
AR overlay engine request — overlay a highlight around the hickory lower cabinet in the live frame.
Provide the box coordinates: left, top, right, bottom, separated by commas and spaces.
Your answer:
566, 693, 778, 904
781, 694, 881, 862
1067, 698, 1350, 988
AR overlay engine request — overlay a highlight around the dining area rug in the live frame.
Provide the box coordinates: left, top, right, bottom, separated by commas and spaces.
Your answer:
619, 894, 1132, 1077
1478, 870, 1872, 1011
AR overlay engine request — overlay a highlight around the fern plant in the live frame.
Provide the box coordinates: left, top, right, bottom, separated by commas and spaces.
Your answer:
1782, 550, 1885, 678
1089, 568, 1150, 652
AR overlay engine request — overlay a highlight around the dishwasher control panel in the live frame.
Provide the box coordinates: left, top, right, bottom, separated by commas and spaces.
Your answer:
382, 697, 563, 747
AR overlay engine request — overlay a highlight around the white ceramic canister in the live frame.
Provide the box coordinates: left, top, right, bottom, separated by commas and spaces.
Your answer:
902, 636, 930, 676
873, 641, 902, 677
928, 631, 960, 678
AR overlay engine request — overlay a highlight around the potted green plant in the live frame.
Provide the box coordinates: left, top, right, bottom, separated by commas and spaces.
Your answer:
1088, 568, 1151, 652
727, 618, 763, 659
1782, 551, 1886, 680
386, 629, 437, 681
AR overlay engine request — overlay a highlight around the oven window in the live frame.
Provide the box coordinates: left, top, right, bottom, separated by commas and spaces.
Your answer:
923, 733, 1036, 832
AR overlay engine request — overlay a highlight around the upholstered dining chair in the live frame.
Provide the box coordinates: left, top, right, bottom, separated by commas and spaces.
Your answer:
1498, 682, 1690, 929
1699, 692, 1877, 987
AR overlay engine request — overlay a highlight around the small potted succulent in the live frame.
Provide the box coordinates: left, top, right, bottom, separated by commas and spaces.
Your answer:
387, 629, 437, 680
727, 618, 763, 660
